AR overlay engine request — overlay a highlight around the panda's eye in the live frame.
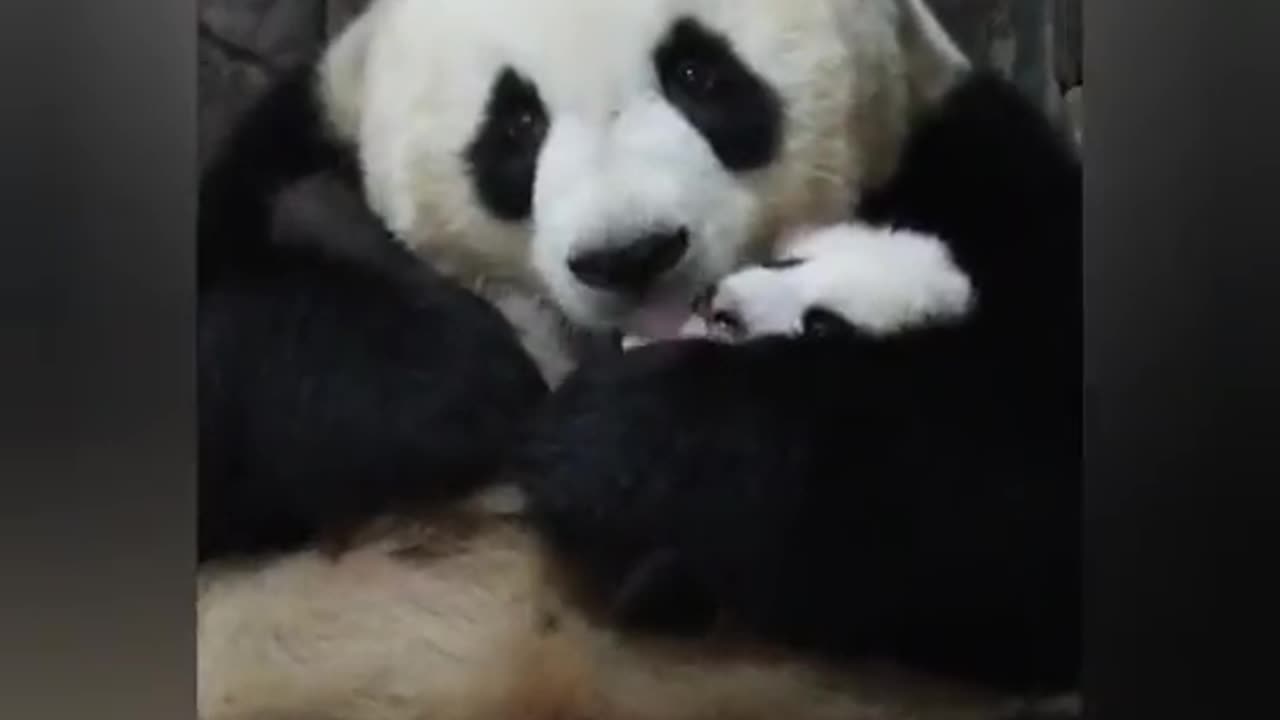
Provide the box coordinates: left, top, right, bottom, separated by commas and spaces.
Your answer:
673, 57, 720, 96
466, 67, 550, 222
504, 108, 546, 145
652, 17, 783, 172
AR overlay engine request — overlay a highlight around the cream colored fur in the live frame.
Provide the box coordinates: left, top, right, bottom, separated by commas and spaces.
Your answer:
316, 0, 969, 378
200, 488, 1021, 720
199, 2, 1014, 719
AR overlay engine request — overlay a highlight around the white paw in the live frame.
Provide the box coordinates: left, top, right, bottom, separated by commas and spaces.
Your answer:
693, 223, 975, 341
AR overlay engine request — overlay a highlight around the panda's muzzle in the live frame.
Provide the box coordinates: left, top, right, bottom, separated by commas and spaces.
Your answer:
567, 227, 689, 295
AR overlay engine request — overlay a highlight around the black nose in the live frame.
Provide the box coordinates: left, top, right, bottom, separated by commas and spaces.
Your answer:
568, 229, 689, 293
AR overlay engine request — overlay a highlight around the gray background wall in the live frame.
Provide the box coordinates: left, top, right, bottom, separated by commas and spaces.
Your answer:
198, 0, 1084, 168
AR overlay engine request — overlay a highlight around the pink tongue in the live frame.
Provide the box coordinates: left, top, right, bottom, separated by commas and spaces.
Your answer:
627, 300, 693, 341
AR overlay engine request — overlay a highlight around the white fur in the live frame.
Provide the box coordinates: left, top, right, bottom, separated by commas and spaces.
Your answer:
319, 0, 970, 376
199, 3, 1013, 719
482, 282, 581, 386
530, 95, 757, 332
699, 222, 974, 340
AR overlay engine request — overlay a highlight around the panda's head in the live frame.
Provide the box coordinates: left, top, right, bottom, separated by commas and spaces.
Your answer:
319, 0, 968, 339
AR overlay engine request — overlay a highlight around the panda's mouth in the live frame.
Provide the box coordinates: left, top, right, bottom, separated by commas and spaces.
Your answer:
560, 259, 724, 349
625, 297, 694, 340
616, 291, 713, 349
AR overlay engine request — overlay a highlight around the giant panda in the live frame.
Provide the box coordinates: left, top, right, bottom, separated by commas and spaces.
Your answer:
197, 0, 1081, 718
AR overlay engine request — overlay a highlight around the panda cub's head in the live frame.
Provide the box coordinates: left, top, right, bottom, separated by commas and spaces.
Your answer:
318, 0, 968, 342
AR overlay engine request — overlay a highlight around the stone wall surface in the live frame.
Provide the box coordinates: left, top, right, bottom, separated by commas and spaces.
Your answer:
198, 0, 1083, 167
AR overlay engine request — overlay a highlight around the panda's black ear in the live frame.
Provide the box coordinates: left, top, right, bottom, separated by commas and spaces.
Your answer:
318, 6, 381, 141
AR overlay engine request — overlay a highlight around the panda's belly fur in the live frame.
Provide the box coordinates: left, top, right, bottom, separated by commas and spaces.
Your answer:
198, 490, 1021, 720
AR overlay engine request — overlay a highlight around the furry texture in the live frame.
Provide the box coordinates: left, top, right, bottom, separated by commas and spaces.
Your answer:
517, 72, 1082, 694
199, 490, 1036, 720
695, 221, 975, 340
198, 68, 549, 561
197, 0, 1080, 717
320, 0, 968, 343
198, 0, 978, 562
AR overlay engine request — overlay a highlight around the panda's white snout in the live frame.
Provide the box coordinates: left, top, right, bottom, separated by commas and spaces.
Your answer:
530, 98, 755, 337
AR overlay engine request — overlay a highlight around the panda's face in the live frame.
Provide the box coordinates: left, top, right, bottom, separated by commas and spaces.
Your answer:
326, 0, 962, 338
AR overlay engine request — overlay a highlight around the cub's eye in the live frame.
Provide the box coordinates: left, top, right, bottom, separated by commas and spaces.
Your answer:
673, 57, 720, 96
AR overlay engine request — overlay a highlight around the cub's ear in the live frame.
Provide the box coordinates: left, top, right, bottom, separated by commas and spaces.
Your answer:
318, 6, 381, 141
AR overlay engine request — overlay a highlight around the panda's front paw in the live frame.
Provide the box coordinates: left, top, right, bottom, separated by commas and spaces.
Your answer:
691, 222, 976, 342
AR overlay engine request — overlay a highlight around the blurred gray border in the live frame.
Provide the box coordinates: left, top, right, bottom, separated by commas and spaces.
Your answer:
4, 0, 1280, 718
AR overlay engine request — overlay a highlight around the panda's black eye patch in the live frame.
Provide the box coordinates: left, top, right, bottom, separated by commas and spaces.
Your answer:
672, 56, 721, 98
465, 67, 550, 222
654, 18, 783, 172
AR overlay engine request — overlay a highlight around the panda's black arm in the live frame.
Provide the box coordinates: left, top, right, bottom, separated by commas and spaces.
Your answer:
198, 195, 548, 563
517, 73, 1082, 694
518, 333, 1079, 694
198, 64, 362, 288
199, 72, 549, 563
859, 70, 1083, 351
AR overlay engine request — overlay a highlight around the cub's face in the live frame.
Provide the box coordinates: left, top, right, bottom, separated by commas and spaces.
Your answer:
322, 0, 966, 339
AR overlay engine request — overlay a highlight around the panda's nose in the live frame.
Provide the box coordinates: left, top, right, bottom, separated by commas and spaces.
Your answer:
568, 228, 689, 293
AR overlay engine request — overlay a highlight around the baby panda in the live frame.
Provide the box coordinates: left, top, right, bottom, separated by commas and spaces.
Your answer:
198, 0, 1080, 718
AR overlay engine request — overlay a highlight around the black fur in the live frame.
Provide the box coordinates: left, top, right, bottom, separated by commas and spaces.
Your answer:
198, 67, 360, 289
199, 66, 548, 562
516, 71, 1081, 694
199, 49, 1079, 698
568, 228, 692, 294
465, 67, 551, 222
654, 17, 784, 172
